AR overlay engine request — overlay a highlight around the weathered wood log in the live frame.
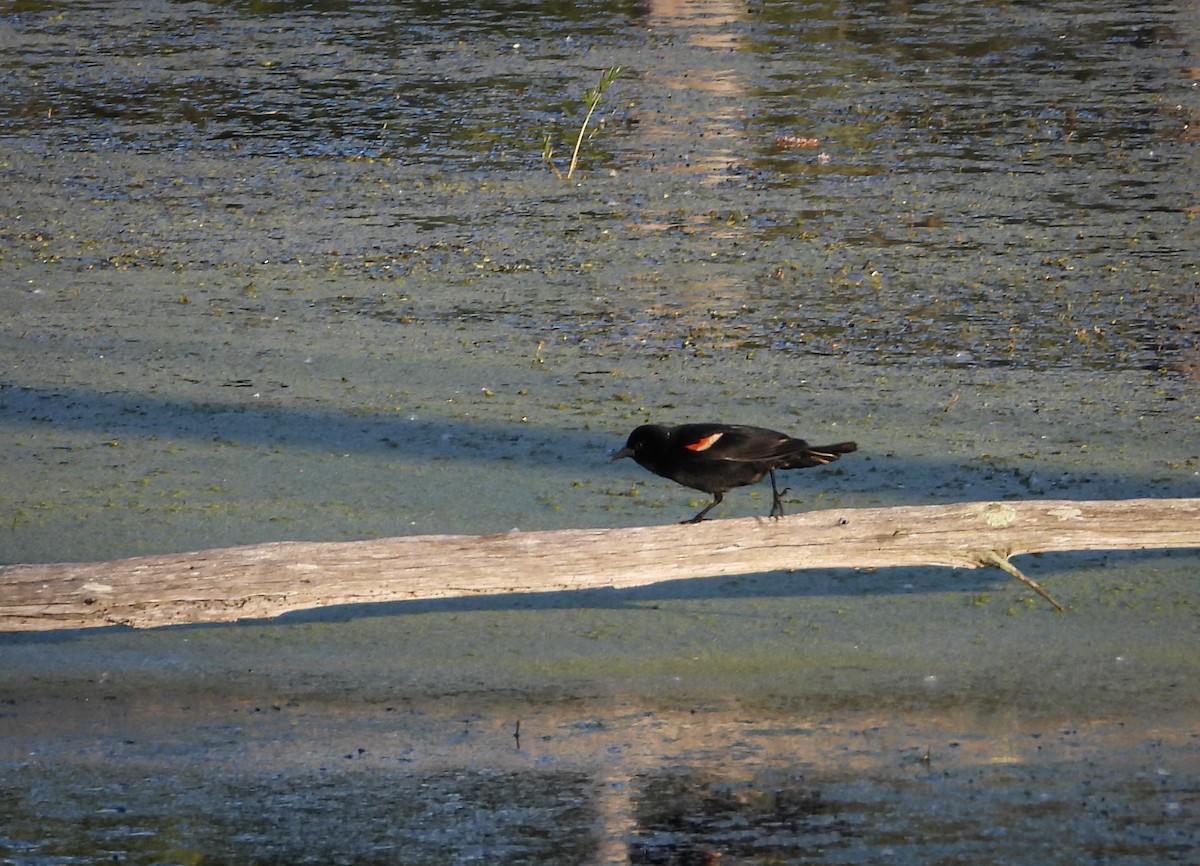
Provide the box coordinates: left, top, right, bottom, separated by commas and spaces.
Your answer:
2, 498, 1197, 631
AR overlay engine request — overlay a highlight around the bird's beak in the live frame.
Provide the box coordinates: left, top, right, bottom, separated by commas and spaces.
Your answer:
612, 446, 634, 461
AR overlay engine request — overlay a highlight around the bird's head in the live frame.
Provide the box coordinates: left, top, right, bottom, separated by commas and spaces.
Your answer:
611, 424, 666, 461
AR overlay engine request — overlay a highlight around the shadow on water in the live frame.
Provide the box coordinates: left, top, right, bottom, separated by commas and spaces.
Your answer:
4, 380, 1194, 492
0, 567, 996, 644
268, 548, 1187, 621
3, 547, 1193, 648
0, 380, 611, 464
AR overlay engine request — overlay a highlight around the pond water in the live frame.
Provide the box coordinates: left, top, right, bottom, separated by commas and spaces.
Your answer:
1, 0, 1196, 554
1, 0, 1198, 862
3, 0, 1196, 385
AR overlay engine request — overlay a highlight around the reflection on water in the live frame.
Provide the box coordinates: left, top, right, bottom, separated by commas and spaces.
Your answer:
3, 0, 1192, 374
632, 0, 752, 182
3, 703, 1198, 864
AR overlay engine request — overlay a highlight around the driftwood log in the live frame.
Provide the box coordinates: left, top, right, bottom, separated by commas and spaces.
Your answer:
2, 498, 1197, 632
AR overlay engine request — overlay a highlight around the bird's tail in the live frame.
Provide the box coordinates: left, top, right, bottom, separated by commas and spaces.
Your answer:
784, 441, 858, 469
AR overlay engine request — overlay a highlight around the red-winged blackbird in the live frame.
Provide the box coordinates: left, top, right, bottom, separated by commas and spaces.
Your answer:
613, 423, 857, 523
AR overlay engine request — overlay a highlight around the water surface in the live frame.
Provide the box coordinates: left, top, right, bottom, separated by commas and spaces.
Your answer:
1, 0, 1198, 861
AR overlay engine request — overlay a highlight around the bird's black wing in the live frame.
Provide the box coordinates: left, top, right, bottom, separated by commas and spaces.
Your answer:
674, 424, 800, 463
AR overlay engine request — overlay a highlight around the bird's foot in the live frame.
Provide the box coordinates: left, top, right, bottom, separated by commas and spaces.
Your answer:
769, 487, 792, 518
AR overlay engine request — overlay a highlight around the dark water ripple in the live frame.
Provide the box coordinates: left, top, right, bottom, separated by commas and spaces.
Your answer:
0, 0, 1195, 378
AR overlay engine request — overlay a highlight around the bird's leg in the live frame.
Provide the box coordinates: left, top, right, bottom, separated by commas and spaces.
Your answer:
684, 492, 722, 524
768, 470, 791, 518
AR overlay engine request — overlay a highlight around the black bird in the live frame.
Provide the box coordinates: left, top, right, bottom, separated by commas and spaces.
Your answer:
613, 423, 857, 523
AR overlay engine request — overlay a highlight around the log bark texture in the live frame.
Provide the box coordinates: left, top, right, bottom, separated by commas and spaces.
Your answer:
2, 498, 1197, 631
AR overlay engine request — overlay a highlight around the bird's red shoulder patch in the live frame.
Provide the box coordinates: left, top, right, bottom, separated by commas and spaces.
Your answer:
683, 432, 723, 452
